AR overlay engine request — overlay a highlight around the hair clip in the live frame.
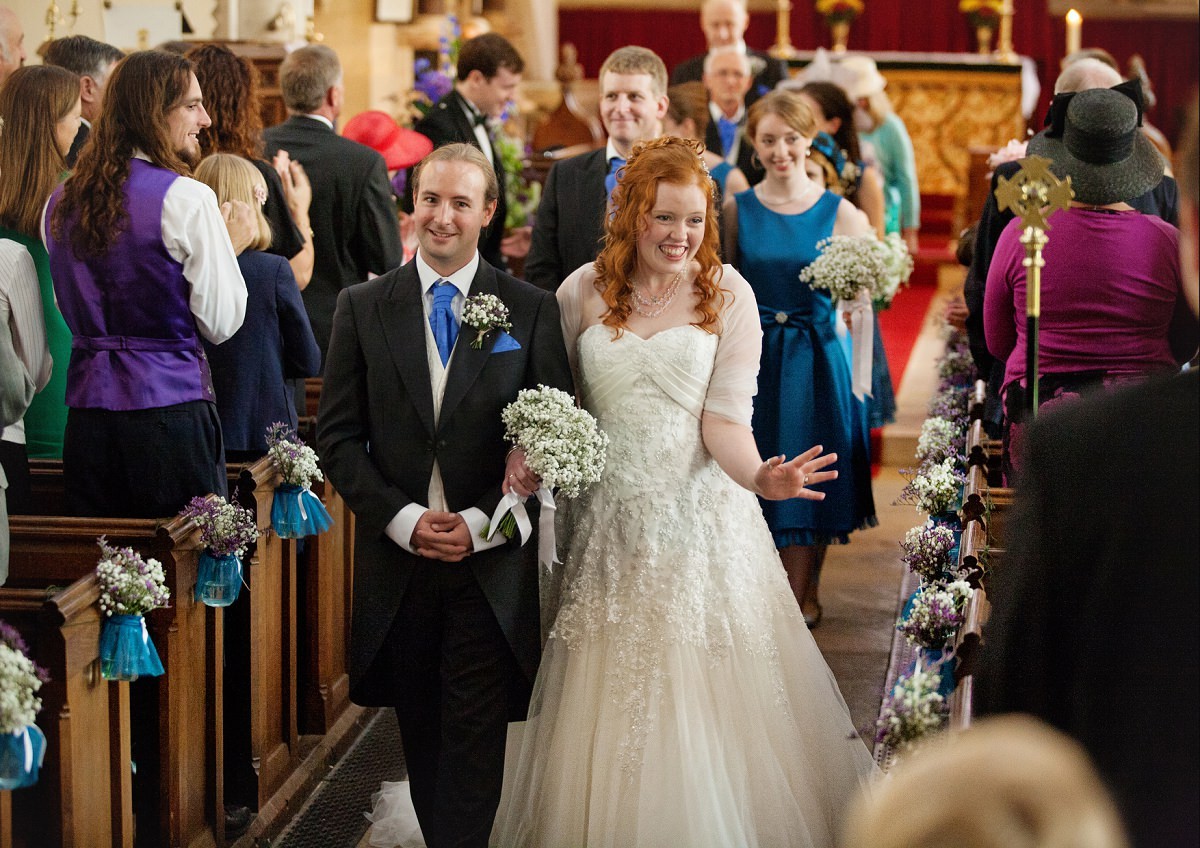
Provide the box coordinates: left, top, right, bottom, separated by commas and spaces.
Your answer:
253, 184, 268, 206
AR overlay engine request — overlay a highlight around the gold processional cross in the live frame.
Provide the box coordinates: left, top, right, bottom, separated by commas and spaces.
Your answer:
993, 155, 1074, 416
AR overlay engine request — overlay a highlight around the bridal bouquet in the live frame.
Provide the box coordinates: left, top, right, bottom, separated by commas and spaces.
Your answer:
897, 579, 972, 649
266, 423, 333, 538
94, 538, 168, 680
485, 386, 607, 569
901, 520, 958, 584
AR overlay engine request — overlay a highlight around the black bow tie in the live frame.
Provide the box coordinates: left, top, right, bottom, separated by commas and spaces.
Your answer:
1043, 78, 1145, 138
471, 111, 489, 128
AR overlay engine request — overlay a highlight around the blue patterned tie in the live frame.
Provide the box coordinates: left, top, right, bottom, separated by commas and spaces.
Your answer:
717, 116, 739, 158
605, 156, 626, 201
429, 281, 458, 367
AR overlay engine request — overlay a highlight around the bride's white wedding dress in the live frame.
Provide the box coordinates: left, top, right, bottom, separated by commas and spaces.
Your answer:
488, 269, 878, 847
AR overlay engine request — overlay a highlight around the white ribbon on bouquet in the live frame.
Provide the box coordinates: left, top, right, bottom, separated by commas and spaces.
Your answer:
484, 487, 560, 573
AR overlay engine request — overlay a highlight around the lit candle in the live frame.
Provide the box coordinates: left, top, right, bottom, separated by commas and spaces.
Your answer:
1065, 9, 1082, 56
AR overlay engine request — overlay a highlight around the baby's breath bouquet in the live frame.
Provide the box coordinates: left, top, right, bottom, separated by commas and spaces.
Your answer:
462, 293, 513, 350
875, 663, 949, 755
901, 520, 958, 583
183, 496, 259, 607
799, 235, 889, 302
266, 423, 333, 538
0, 621, 48, 789
485, 386, 608, 570
915, 416, 966, 469
897, 579, 973, 649
874, 233, 914, 307
94, 538, 168, 681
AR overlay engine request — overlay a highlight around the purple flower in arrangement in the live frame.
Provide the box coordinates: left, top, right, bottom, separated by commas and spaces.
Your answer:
413, 58, 454, 105
900, 520, 957, 583
93, 537, 171, 618
182, 496, 259, 559
896, 581, 972, 649
874, 664, 948, 752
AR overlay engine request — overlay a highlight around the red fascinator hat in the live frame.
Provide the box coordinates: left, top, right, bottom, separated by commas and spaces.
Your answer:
342, 111, 433, 170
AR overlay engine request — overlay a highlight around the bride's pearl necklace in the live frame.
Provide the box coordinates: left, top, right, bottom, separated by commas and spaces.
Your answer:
631, 270, 684, 318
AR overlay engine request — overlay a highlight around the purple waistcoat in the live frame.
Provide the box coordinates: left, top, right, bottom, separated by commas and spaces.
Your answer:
45, 159, 215, 411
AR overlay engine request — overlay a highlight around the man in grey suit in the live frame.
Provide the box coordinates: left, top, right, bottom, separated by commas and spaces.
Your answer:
263, 44, 403, 361
525, 46, 669, 291
318, 144, 572, 848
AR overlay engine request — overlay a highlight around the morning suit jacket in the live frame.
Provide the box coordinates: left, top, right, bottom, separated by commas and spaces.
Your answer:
66, 122, 89, 169
316, 258, 573, 711
975, 369, 1199, 848
409, 91, 508, 270
670, 48, 788, 105
262, 115, 404, 360
704, 111, 764, 185
203, 250, 321, 454
525, 148, 608, 292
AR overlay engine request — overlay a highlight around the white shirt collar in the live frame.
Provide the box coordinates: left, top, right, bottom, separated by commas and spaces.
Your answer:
301, 113, 335, 131
709, 40, 748, 56
415, 250, 480, 298
606, 139, 626, 163
709, 101, 746, 123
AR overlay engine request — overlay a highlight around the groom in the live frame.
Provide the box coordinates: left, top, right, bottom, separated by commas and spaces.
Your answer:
317, 143, 572, 847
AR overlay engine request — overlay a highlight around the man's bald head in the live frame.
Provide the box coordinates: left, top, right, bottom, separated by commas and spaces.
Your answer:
0, 7, 26, 85
700, 0, 750, 50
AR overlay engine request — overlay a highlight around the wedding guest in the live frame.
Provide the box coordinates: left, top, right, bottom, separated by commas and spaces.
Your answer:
42, 34, 124, 167
0, 6, 24, 85
976, 93, 1199, 848
188, 43, 314, 289
983, 87, 1195, 479
44, 50, 254, 518
670, 0, 786, 104
0, 293, 40, 583
526, 46, 669, 291
493, 135, 876, 846
844, 716, 1130, 848
723, 91, 876, 628
664, 81, 750, 200
0, 65, 79, 482
701, 47, 762, 184
263, 44, 403, 360
194, 154, 320, 463
838, 55, 920, 253
408, 32, 527, 270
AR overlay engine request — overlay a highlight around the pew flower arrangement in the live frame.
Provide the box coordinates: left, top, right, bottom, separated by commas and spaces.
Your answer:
182, 496, 258, 608
897, 579, 973, 649
0, 621, 47, 789
937, 339, 976, 388
94, 538, 169, 682
900, 520, 958, 583
484, 386, 608, 573
875, 662, 948, 755
266, 423, 333, 539
915, 416, 966, 469
926, 383, 970, 427
904, 457, 965, 517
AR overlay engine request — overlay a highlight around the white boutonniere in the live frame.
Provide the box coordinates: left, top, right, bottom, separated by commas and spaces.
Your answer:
461, 293, 513, 349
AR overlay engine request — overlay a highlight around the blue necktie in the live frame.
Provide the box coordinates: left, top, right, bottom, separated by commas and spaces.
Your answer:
429, 281, 458, 367
605, 156, 626, 201
717, 116, 739, 158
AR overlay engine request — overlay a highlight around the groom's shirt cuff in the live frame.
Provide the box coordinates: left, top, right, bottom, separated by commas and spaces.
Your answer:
384, 505, 517, 553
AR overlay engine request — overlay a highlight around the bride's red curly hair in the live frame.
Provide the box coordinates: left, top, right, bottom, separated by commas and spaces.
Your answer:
594, 136, 727, 334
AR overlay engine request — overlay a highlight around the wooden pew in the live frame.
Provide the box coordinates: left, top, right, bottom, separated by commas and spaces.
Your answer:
0, 579, 133, 848
7, 514, 222, 848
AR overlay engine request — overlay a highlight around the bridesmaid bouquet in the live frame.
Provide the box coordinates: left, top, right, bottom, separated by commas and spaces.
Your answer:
874, 233, 914, 308
94, 538, 169, 680
0, 621, 47, 789
799, 235, 888, 302
485, 386, 608, 570
266, 423, 333, 538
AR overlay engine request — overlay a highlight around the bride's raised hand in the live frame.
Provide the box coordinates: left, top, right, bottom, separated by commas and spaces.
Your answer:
754, 444, 838, 501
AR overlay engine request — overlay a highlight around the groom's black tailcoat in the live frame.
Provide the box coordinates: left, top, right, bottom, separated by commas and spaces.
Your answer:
316, 256, 572, 845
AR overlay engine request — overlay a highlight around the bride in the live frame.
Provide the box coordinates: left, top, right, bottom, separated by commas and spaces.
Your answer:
489, 136, 878, 846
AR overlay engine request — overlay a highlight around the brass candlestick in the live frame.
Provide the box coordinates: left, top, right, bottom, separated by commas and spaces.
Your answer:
994, 155, 1073, 417
768, 0, 795, 59
993, 0, 1017, 64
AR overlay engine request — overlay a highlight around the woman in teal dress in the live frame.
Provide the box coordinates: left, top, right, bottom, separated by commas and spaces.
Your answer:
723, 90, 876, 626
0, 66, 79, 490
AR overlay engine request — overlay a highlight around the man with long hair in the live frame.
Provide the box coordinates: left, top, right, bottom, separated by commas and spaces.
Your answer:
44, 49, 255, 518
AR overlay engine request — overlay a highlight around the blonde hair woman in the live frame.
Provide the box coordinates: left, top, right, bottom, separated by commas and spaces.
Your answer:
193, 153, 320, 461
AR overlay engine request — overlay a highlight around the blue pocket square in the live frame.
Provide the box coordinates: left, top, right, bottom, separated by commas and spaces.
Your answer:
492, 331, 522, 353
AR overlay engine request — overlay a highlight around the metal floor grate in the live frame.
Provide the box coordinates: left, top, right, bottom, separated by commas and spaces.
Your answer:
275, 709, 406, 848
